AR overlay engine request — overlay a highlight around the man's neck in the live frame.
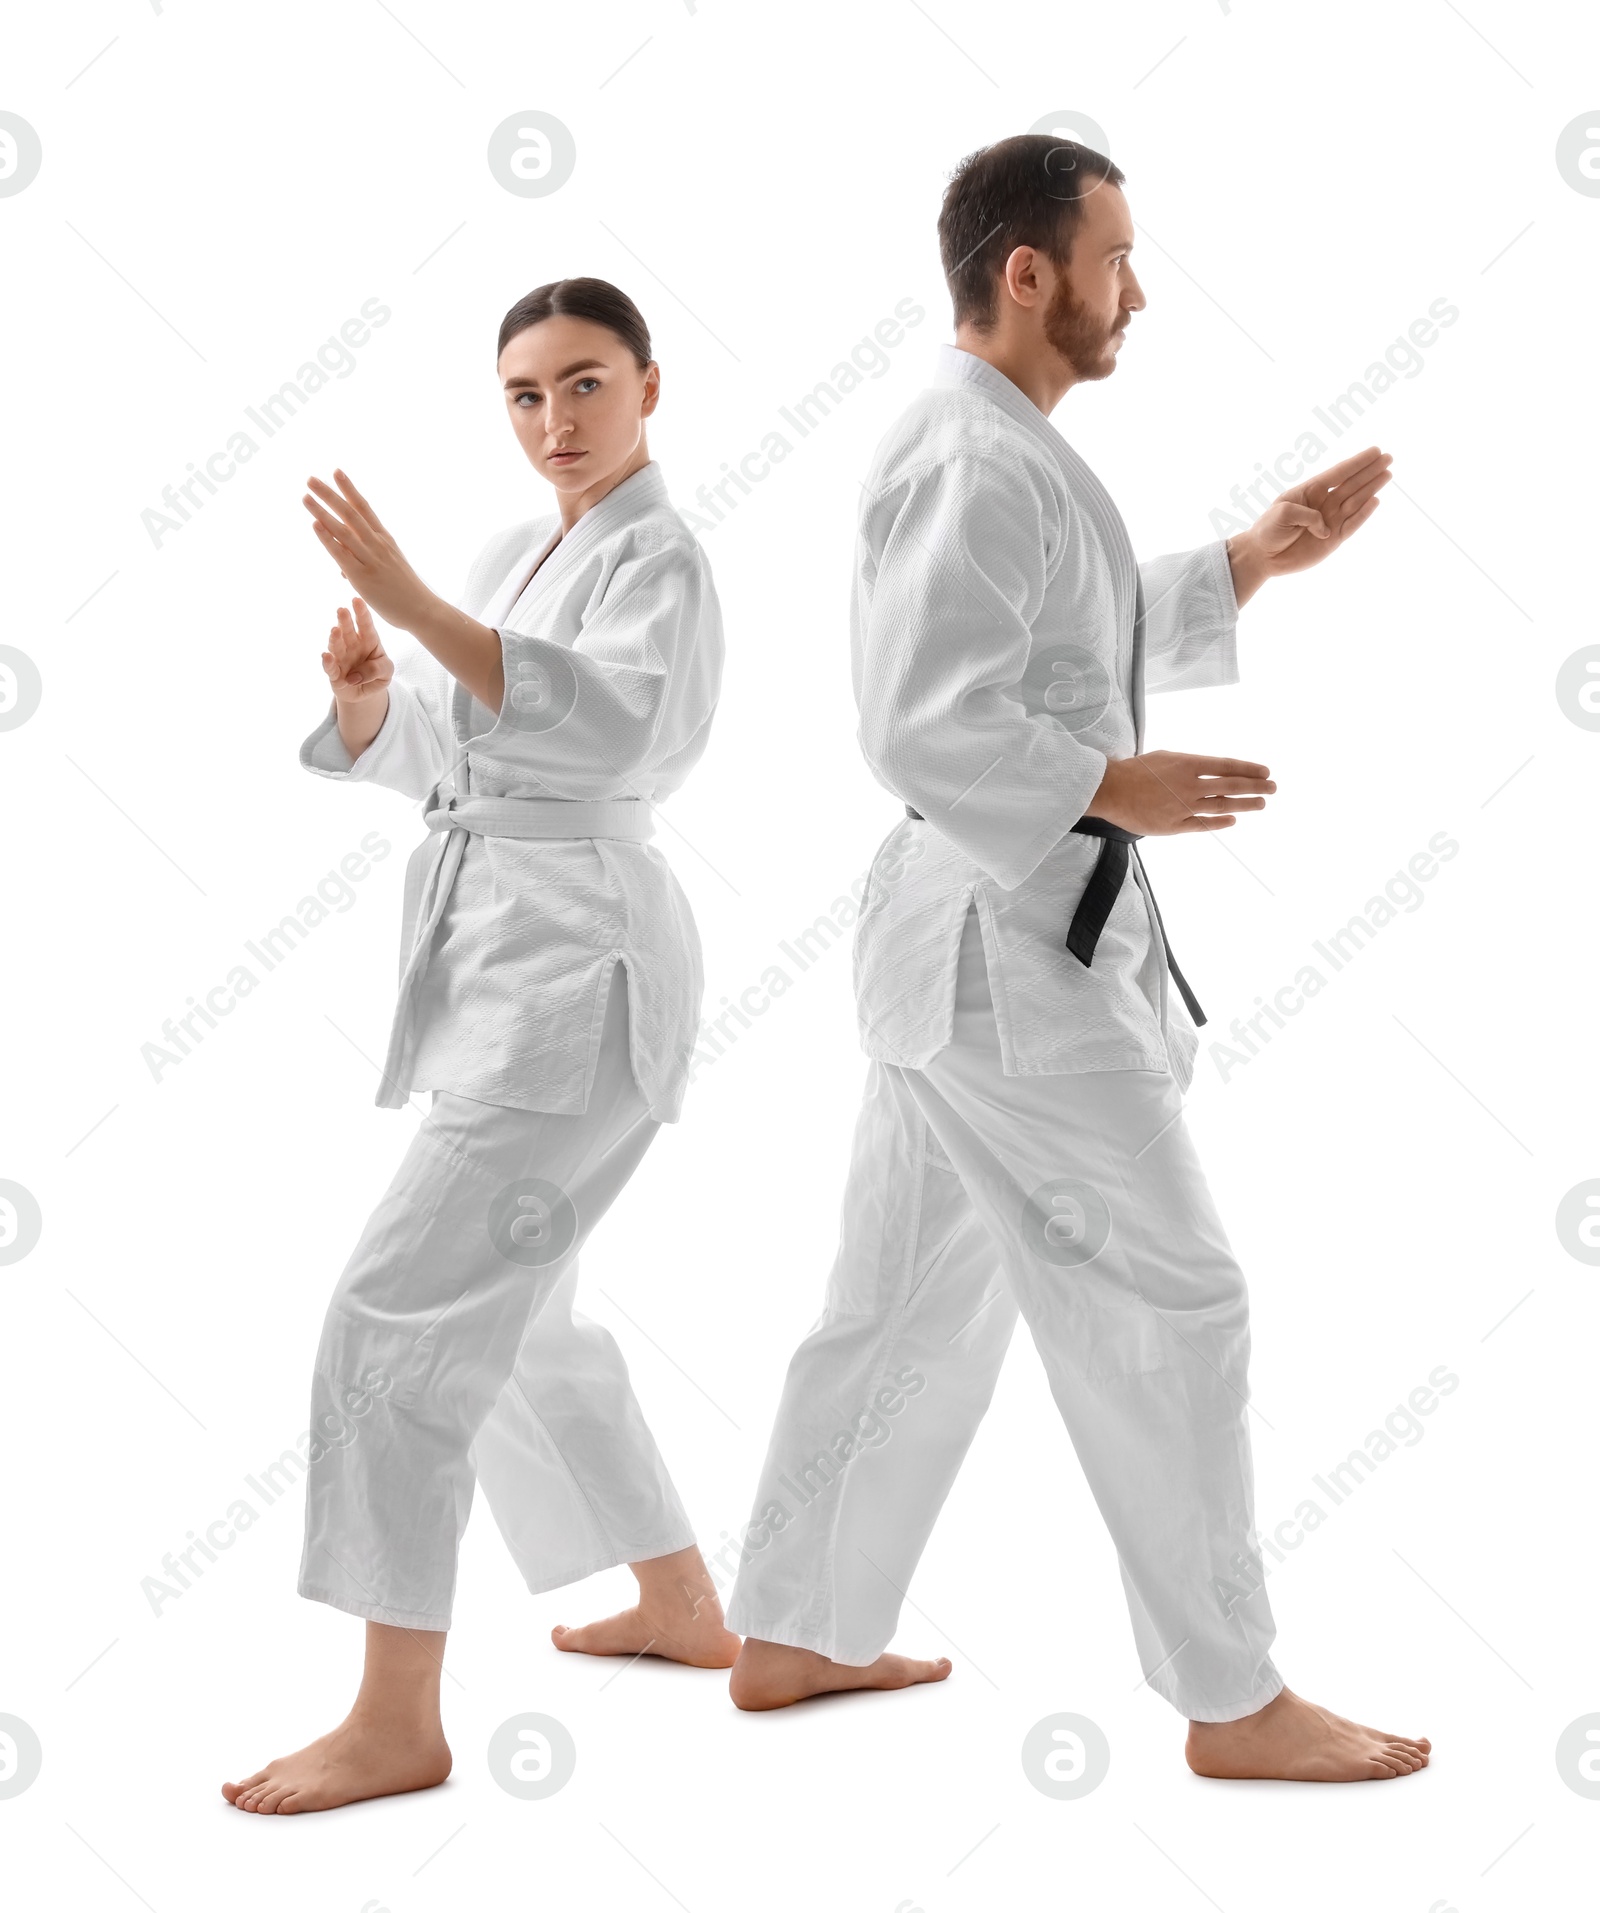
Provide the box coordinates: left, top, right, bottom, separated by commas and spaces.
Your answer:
951, 326, 1077, 416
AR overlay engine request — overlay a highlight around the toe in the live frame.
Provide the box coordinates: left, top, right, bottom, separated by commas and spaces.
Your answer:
552, 1613, 649, 1658
1371, 1726, 1429, 1751
553, 1621, 612, 1652
888, 1654, 951, 1689
1353, 1716, 1431, 1754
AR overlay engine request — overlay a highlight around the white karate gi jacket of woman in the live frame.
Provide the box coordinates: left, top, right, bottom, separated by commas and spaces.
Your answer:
853, 345, 1239, 1092
299, 462, 722, 1122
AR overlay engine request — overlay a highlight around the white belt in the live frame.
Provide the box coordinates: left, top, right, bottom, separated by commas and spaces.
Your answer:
374, 787, 654, 1108
423, 793, 655, 842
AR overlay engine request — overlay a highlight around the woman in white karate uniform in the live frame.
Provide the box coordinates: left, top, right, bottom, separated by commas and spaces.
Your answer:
223, 278, 734, 1816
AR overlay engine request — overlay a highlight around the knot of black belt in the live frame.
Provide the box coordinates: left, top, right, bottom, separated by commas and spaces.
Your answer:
902, 805, 1206, 1028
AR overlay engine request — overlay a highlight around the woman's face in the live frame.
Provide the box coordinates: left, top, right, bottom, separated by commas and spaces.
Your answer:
498, 314, 659, 499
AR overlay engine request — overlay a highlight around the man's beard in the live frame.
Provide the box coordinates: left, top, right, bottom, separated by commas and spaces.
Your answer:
1043, 276, 1124, 381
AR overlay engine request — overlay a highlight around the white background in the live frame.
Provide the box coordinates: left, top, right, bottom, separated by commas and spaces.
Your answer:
3, 1, 1596, 1908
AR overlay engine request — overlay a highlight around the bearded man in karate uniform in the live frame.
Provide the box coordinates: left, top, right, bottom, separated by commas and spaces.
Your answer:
726, 134, 1430, 1782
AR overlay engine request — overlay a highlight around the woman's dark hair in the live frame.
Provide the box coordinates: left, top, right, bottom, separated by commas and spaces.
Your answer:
938, 134, 1126, 331
496, 277, 653, 366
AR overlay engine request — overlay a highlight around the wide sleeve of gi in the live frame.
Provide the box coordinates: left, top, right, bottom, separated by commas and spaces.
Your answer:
297, 637, 454, 797
855, 453, 1108, 892
1138, 539, 1240, 695
486, 531, 720, 788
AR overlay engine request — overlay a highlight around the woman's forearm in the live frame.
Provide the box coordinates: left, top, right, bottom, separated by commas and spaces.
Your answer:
405, 594, 505, 713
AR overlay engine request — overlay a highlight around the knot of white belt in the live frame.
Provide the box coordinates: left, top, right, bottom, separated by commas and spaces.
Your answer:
372, 788, 654, 1108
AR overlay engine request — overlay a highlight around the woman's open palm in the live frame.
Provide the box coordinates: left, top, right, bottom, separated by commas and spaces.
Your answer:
304, 468, 429, 628
321, 597, 393, 707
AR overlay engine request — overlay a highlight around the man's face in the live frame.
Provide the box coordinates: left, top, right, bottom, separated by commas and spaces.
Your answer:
1042, 182, 1144, 381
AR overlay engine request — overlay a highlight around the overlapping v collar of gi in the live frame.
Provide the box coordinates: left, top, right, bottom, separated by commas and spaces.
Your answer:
931, 343, 1069, 460
488, 458, 671, 632
930, 343, 1139, 633
454, 459, 673, 748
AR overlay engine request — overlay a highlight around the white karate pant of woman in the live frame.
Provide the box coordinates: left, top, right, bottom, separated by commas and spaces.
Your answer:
728, 910, 1284, 1724
300, 966, 695, 1632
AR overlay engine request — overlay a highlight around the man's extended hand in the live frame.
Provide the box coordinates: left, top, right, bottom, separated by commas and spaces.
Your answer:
1085, 751, 1276, 836
1226, 446, 1392, 607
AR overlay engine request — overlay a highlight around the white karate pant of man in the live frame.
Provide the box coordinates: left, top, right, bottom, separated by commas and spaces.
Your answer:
300, 967, 696, 1632
728, 910, 1282, 1724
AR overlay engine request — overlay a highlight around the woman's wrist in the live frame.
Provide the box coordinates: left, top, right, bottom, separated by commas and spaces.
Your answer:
400, 586, 460, 648
334, 690, 389, 761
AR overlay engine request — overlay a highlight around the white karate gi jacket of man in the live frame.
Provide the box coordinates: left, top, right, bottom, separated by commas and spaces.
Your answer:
851, 343, 1240, 1091
300, 460, 722, 1122
727, 348, 1283, 1724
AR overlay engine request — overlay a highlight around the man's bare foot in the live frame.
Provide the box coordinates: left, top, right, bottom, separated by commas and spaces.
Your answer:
1186, 1686, 1431, 1781
551, 1544, 740, 1669
729, 1637, 952, 1711
221, 1712, 451, 1815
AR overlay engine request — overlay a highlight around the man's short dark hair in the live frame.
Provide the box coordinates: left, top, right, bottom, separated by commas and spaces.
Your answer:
938, 134, 1126, 331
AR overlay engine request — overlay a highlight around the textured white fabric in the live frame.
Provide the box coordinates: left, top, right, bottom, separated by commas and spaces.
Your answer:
299, 965, 695, 1631
300, 461, 722, 1122
727, 907, 1283, 1723
851, 345, 1240, 1091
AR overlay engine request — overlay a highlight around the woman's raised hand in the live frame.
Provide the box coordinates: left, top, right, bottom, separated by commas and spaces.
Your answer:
303, 468, 433, 630
321, 598, 393, 760
304, 465, 505, 709
322, 598, 393, 704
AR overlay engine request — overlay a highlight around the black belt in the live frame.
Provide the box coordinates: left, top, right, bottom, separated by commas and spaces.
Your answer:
902, 805, 1206, 1027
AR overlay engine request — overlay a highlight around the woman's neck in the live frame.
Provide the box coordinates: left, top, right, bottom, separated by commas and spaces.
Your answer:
556, 437, 651, 533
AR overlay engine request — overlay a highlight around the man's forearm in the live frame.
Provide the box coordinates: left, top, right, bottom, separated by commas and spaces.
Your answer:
405, 595, 506, 712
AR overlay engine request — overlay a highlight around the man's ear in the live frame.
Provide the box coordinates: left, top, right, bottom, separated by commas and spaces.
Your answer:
1007, 244, 1055, 312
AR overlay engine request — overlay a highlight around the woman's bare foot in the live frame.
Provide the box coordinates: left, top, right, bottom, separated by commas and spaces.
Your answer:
220, 1714, 451, 1815
222, 1619, 451, 1815
729, 1637, 952, 1711
551, 1544, 740, 1669
1186, 1686, 1431, 1781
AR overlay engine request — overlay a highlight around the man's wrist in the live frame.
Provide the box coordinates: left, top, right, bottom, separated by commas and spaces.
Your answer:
1082, 753, 1122, 824
1226, 531, 1268, 609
